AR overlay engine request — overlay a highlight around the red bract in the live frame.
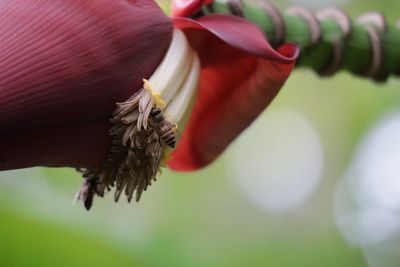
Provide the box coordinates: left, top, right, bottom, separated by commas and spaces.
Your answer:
0, 0, 298, 172
169, 16, 298, 170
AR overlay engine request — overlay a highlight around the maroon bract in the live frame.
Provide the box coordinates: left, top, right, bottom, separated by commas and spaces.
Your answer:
0, 0, 172, 169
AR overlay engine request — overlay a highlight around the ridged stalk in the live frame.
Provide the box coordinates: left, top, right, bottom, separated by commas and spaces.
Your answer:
199, 1, 400, 82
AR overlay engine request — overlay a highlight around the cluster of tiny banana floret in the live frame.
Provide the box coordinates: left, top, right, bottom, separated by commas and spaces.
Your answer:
75, 29, 200, 210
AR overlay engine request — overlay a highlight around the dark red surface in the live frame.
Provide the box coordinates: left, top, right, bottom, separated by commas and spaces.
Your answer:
0, 0, 172, 169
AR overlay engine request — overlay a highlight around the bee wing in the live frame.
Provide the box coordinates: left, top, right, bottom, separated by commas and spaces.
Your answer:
175, 127, 183, 140
167, 120, 183, 140
72, 179, 91, 206
162, 112, 182, 139
72, 185, 82, 205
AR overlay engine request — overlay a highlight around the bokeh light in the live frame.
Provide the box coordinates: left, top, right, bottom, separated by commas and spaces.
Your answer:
335, 110, 400, 267
227, 110, 324, 212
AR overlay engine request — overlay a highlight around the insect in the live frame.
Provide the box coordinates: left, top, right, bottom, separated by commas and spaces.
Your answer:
74, 177, 98, 210
150, 107, 176, 148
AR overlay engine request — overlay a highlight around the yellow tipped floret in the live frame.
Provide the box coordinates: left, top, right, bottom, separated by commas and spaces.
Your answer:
143, 79, 165, 108
173, 124, 178, 132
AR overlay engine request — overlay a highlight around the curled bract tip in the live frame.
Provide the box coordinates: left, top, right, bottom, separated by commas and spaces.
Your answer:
173, 15, 299, 64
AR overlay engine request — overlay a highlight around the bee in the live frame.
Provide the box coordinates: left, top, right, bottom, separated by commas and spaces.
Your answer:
150, 107, 176, 148
74, 177, 97, 210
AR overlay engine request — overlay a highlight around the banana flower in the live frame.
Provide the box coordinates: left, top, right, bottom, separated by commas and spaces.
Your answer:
0, 0, 298, 206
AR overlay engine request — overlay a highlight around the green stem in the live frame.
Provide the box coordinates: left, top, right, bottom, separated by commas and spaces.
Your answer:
200, 1, 400, 82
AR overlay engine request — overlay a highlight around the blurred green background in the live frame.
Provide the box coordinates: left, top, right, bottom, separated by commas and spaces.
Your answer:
1, 0, 400, 266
